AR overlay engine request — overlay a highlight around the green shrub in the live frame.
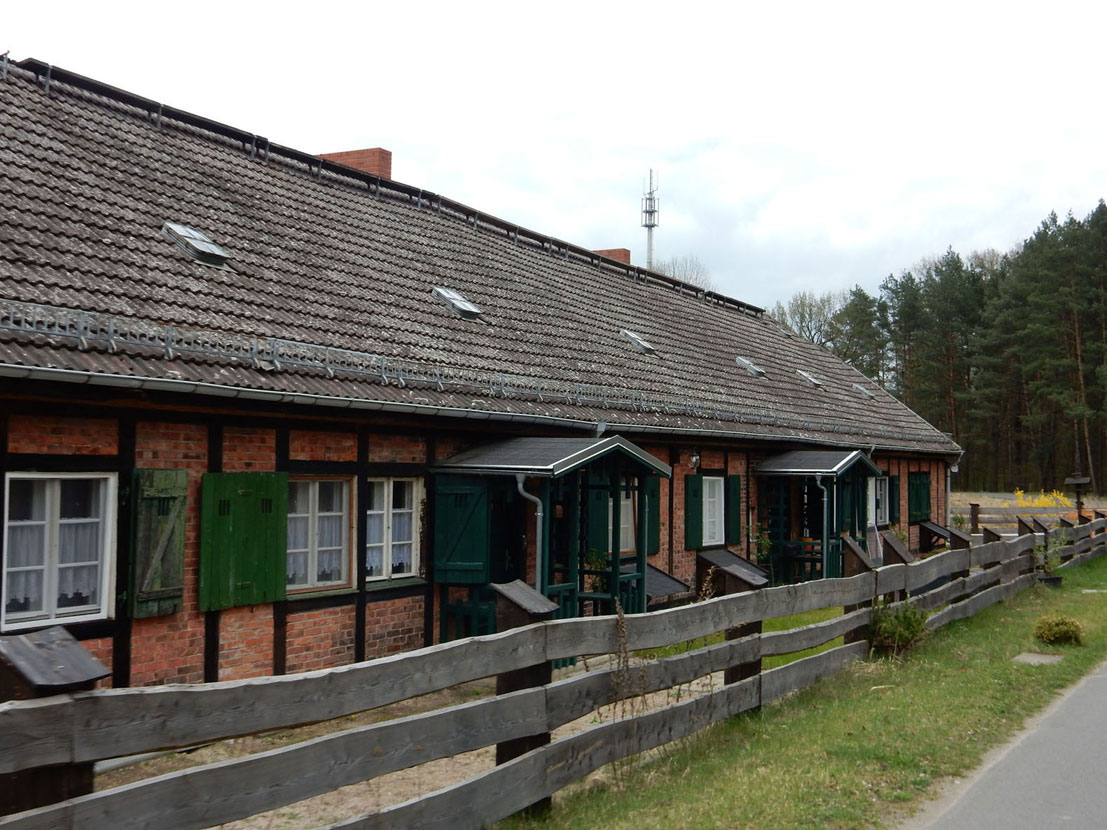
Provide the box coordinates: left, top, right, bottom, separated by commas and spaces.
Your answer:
870, 603, 929, 655
1033, 614, 1084, 645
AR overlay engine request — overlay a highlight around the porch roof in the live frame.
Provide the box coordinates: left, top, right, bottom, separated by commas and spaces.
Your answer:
620, 563, 691, 598
433, 435, 672, 479
754, 449, 881, 478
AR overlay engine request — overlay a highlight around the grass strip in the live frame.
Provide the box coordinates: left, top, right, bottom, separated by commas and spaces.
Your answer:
501, 555, 1107, 830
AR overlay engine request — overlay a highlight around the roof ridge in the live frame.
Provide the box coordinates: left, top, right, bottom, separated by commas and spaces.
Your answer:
9, 58, 765, 318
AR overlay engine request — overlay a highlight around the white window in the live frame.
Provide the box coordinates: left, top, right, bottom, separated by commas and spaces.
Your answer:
366, 478, 421, 580
607, 478, 638, 553
287, 479, 353, 590
870, 476, 890, 526
702, 476, 724, 546
3, 473, 116, 631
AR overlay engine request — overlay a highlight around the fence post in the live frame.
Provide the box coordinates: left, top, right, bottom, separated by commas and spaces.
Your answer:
841, 537, 874, 644
880, 530, 914, 602
970, 503, 980, 535
490, 581, 557, 816
0, 627, 109, 817
722, 570, 762, 685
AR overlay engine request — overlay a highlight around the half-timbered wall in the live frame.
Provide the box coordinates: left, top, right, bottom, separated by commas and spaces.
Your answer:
0, 400, 948, 687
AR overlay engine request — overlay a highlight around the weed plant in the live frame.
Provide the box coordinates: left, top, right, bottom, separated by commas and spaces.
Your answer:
869, 602, 929, 656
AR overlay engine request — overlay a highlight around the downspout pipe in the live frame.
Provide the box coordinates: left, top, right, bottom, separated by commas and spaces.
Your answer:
516, 474, 545, 594
814, 475, 830, 577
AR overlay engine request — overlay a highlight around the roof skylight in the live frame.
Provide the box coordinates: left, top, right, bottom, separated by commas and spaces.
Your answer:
162, 221, 230, 266
736, 356, 767, 378
797, 370, 822, 387
853, 382, 876, 400
433, 286, 482, 320
620, 328, 656, 354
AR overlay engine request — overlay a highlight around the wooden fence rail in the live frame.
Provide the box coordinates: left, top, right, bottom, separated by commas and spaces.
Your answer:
1, 520, 1104, 830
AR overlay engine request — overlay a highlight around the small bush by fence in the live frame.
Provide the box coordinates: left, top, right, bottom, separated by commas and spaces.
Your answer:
1, 521, 1104, 830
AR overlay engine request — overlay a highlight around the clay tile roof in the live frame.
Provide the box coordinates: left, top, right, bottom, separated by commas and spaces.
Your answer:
0, 58, 959, 456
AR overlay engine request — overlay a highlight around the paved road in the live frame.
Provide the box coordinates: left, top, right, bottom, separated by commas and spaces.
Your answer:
921, 658, 1107, 829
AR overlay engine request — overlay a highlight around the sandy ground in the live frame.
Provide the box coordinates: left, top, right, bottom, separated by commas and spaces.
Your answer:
96, 655, 720, 829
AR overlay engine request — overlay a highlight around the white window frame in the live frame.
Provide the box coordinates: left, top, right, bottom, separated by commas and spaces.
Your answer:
365, 477, 422, 581
607, 477, 638, 554
702, 476, 725, 546
286, 478, 355, 592
2, 472, 117, 632
870, 476, 890, 526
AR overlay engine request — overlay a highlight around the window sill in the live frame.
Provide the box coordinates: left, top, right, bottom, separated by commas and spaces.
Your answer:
1, 611, 111, 633
365, 576, 426, 593
286, 586, 357, 602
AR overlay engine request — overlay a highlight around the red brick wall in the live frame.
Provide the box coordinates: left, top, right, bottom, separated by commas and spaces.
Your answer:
223, 427, 276, 472
7, 414, 118, 454
286, 606, 356, 674
129, 421, 208, 685
670, 449, 697, 585
364, 595, 424, 658
81, 637, 114, 688
877, 456, 947, 554
369, 434, 426, 463
290, 430, 357, 462
219, 605, 275, 681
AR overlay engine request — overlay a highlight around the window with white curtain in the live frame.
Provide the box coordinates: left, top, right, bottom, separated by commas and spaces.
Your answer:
702, 476, 724, 546
3, 473, 116, 630
365, 478, 421, 581
607, 477, 638, 553
286, 479, 353, 590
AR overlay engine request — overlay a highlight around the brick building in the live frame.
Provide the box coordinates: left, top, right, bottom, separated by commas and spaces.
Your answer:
0, 57, 960, 687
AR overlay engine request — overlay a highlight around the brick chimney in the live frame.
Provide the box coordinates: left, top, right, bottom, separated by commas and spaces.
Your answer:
593, 248, 631, 265
318, 147, 392, 180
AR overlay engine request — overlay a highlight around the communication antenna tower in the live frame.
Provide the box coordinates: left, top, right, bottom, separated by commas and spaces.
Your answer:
641, 169, 659, 269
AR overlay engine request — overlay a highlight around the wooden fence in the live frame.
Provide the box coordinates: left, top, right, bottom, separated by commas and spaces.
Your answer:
1, 521, 1105, 830
952, 503, 1105, 534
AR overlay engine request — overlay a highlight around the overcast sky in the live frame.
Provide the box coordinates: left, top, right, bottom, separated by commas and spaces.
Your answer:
7, 2, 1107, 309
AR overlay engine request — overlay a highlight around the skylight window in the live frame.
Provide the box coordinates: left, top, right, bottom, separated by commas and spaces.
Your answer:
620, 329, 656, 354
736, 356, 767, 378
853, 382, 876, 400
162, 221, 230, 266
797, 370, 822, 387
433, 286, 482, 320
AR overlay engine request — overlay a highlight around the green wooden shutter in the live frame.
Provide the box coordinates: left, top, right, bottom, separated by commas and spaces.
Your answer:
586, 484, 610, 556
131, 468, 188, 618
433, 475, 490, 584
199, 472, 287, 611
644, 476, 661, 556
889, 476, 900, 524
684, 474, 703, 550
724, 475, 742, 545
908, 472, 931, 523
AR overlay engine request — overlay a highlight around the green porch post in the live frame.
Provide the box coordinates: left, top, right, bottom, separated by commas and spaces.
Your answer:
635, 474, 648, 613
